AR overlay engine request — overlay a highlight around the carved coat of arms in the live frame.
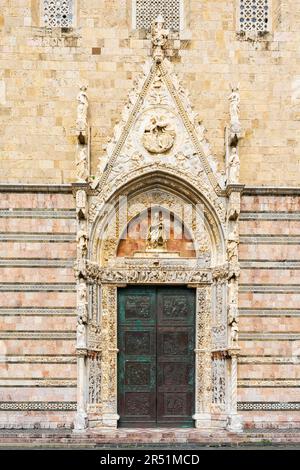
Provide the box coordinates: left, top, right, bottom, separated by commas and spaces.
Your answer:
142, 115, 176, 154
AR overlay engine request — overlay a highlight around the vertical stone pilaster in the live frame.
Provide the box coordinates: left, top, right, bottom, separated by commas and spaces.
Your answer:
226, 184, 244, 433
193, 284, 212, 428
100, 284, 119, 428
73, 184, 89, 431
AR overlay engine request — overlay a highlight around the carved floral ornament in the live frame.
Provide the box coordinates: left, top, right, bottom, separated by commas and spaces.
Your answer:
83, 260, 232, 286
85, 262, 212, 285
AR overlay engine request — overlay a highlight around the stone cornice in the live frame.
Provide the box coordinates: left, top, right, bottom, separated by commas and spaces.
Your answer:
0, 185, 299, 196
0, 184, 73, 193
225, 184, 245, 196
71, 182, 90, 197
243, 186, 300, 196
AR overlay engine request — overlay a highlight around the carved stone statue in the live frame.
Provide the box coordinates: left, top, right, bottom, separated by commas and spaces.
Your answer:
146, 213, 166, 250
77, 280, 88, 323
143, 115, 175, 154
228, 278, 238, 304
76, 146, 89, 182
227, 192, 240, 221
227, 147, 240, 184
76, 85, 88, 134
77, 228, 88, 257
77, 317, 86, 348
228, 302, 239, 344
151, 15, 169, 63
76, 189, 87, 220
227, 227, 239, 263
230, 319, 239, 343
229, 84, 241, 133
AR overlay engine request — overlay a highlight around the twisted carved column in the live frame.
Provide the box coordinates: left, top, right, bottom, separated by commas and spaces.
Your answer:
227, 350, 243, 432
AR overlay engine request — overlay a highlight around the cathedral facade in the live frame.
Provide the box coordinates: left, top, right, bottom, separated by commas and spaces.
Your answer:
0, 1, 300, 439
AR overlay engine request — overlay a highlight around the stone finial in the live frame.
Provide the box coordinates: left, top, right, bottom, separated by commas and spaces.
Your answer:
151, 15, 169, 63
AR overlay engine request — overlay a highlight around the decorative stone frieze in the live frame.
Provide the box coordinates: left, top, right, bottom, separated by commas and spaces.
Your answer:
85, 262, 212, 285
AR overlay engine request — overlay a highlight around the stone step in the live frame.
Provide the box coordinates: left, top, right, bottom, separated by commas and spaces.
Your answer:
1, 429, 300, 446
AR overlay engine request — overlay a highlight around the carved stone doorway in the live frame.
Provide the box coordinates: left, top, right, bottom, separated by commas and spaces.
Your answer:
117, 286, 195, 428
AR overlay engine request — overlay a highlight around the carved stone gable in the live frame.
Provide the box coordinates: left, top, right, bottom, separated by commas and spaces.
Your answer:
95, 59, 225, 205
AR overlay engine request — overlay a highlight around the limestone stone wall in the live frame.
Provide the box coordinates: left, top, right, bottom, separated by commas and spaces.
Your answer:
1, 1, 300, 432
0, 188, 76, 428
238, 189, 300, 428
0, 1, 300, 185
1, 186, 300, 429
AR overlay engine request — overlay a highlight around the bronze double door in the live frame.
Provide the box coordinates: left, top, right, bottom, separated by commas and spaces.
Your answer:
118, 286, 195, 428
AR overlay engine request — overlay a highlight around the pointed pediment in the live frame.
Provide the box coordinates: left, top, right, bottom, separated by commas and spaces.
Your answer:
95, 58, 225, 198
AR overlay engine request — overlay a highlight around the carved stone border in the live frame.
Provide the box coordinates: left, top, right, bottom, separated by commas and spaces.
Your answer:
90, 280, 214, 429
85, 262, 212, 285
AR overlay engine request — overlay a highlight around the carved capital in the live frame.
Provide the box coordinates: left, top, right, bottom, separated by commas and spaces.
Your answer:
212, 264, 229, 281
76, 348, 88, 357
228, 347, 241, 358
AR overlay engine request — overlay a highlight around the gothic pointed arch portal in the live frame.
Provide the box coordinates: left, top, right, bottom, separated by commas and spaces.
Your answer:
73, 18, 243, 433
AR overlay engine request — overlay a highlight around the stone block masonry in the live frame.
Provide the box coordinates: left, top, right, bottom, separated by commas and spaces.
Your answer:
0, 1, 299, 185
238, 188, 300, 429
0, 187, 76, 429
0, 2, 300, 436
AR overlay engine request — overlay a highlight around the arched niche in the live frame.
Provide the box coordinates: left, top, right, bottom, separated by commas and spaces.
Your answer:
82, 171, 242, 432
117, 206, 196, 259
89, 171, 226, 268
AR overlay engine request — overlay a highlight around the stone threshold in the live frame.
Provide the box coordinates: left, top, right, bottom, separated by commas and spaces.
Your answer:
0, 428, 300, 446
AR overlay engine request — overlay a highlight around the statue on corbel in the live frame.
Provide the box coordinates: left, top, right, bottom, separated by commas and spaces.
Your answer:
76, 85, 88, 142
228, 300, 239, 346
75, 84, 90, 182
226, 84, 242, 186
229, 84, 241, 142
227, 226, 239, 264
